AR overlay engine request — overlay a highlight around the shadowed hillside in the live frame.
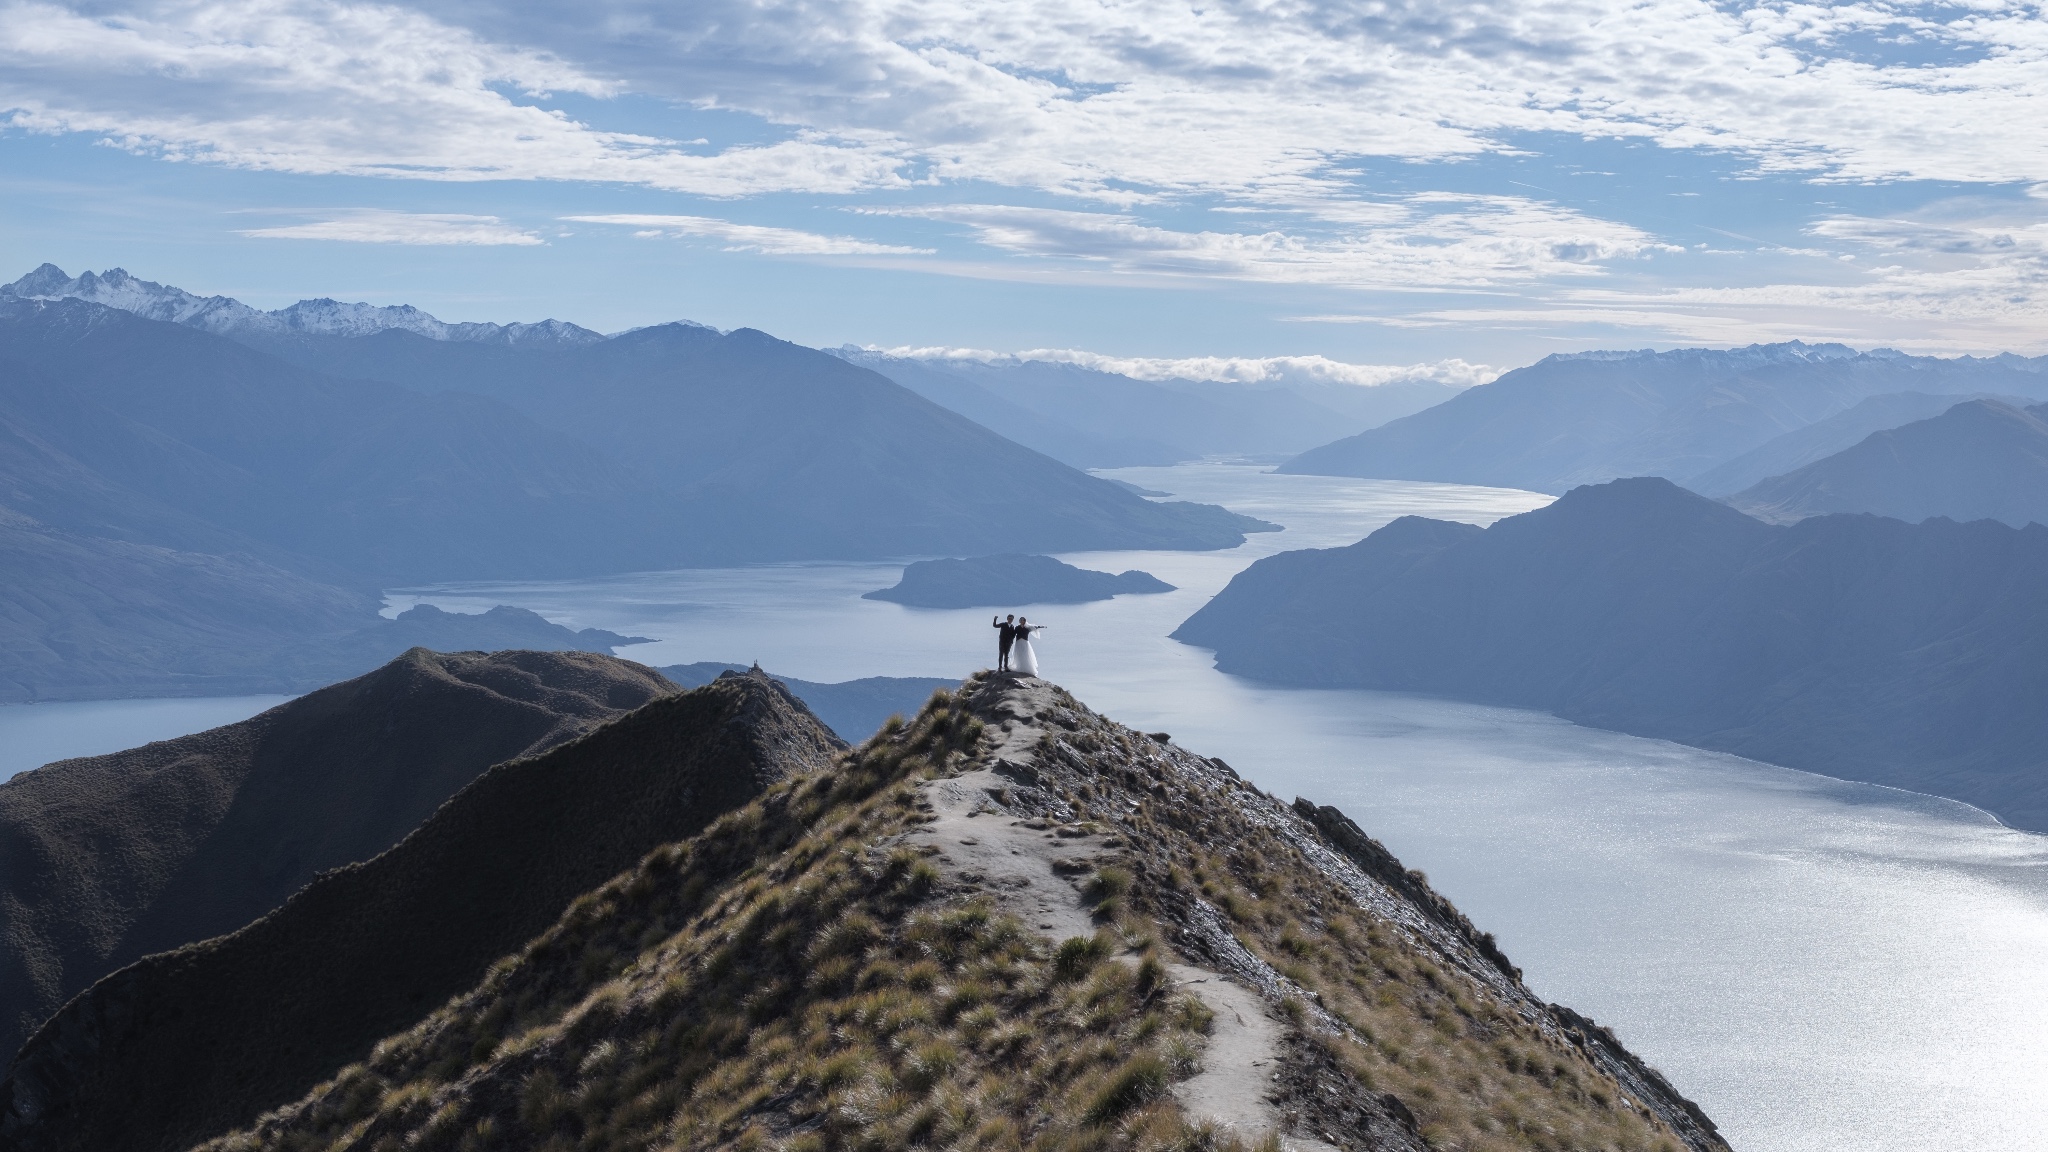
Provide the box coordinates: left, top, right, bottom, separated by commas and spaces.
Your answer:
1727, 399, 2048, 527
37, 675, 1725, 1152
0, 670, 841, 1152
0, 649, 673, 1056
1280, 343, 2048, 493
1177, 478, 2048, 829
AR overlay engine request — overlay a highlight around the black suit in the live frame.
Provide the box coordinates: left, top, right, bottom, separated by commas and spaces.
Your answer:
994, 619, 1018, 670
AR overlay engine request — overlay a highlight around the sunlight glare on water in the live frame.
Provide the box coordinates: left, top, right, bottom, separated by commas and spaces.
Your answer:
388, 462, 2048, 1152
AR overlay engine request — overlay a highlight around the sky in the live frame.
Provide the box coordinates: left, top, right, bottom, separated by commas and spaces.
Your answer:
2, 0, 2045, 382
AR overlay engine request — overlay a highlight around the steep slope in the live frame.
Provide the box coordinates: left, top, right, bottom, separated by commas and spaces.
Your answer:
0, 506, 373, 702
835, 351, 1188, 468
1176, 479, 2048, 829
1280, 343, 2048, 493
0, 670, 842, 1152
1727, 399, 2048, 527
0, 297, 686, 584
120, 675, 1721, 1152
0, 649, 674, 1056
659, 663, 956, 744
238, 321, 1271, 559
1681, 390, 2030, 496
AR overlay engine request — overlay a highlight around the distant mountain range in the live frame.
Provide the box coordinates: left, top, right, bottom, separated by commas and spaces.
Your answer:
0, 265, 1271, 699
1727, 398, 2048, 528
841, 350, 1461, 468
1279, 343, 2048, 494
1176, 478, 2048, 831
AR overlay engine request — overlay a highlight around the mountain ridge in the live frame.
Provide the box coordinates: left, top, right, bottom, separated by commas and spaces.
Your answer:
1727, 398, 2048, 528
0, 668, 842, 1152
1176, 478, 2048, 830
0, 649, 676, 1058
7, 673, 1725, 1152
1279, 341, 2048, 494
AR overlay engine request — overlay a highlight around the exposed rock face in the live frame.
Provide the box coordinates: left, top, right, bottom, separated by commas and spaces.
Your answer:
0, 648, 675, 1057
0, 670, 842, 1152
127, 675, 1723, 1152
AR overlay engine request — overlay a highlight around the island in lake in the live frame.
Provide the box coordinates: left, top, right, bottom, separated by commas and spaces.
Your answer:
864, 553, 1175, 608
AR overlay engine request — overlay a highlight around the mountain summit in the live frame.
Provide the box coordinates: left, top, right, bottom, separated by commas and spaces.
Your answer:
1, 265, 604, 346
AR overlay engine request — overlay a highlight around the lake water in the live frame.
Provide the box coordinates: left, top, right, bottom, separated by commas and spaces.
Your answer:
0, 694, 291, 782
14, 463, 2048, 1150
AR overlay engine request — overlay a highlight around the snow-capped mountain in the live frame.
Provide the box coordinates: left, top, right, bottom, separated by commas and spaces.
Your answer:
1, 265, 604, 347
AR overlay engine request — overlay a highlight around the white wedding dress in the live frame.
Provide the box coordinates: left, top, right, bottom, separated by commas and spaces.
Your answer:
1013, 629, 1040, 676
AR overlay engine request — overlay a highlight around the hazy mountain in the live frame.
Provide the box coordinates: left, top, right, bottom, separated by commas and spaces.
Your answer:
0, 650, 674, 1058
1280, 342, 2048, 494
0, 670, 839, 1152
863, 553, 1175, 607
1727, 399, 2048, 528
5, 271, 1270, 563
0, 297, 689, 585
843, 351, 1460, 465
3, 264, 603, 348
659, 662, 953, 742
0, 506, 374, 702
15, 676, 1726, 1152
1176, 478, 2048, 830
830, 351, 1187, 467
269, 323, 1270, 559
1682, 391, 2031, 496
0, 508, 661, 703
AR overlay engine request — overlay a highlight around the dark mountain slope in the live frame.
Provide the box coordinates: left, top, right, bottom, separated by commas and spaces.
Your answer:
1682, 390, 2030, 496
1177, 478, 2048, 829
0, 298, 686, 584
658, 662, 954, 743
0, 670, 841, 1152
1728, 399, 2048, 527
129, 677, 1719, 1152
0, 649, 673, 1056
0, 506, 372, 702
217, 321, 1271, 559
1280, 343, 2048, 493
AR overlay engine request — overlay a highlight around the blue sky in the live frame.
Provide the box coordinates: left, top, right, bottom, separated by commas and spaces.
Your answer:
2, 0, 2044, 381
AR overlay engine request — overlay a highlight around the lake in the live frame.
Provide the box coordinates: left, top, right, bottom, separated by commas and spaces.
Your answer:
16, 463, 2048, 1151
0, 694, 291, 782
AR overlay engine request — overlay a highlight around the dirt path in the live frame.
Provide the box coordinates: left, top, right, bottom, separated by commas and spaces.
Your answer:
913, 676, 1334, 1151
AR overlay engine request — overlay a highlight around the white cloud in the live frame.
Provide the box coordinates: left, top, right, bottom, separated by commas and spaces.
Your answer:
239, 211, 541, 244
873, 197, 1663, 288
0, 0, 906, 195
868, 345, 1497, 388
7, 0, 2048, 206
564, 214, 932, 255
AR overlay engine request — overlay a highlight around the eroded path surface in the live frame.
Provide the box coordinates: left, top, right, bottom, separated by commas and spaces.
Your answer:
912, 675, 1331, 1150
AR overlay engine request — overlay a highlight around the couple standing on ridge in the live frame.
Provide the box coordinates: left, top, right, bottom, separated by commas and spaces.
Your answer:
992, 614, 1044, 676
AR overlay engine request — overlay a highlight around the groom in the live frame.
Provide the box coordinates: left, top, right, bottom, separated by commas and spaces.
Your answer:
992, 614, 1018, 672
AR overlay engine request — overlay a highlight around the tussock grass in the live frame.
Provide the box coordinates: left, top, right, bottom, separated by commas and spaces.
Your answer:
199, 699, 1212, 1152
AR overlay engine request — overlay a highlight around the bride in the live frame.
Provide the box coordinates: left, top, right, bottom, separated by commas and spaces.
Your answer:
1013, 618, 1044, 676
